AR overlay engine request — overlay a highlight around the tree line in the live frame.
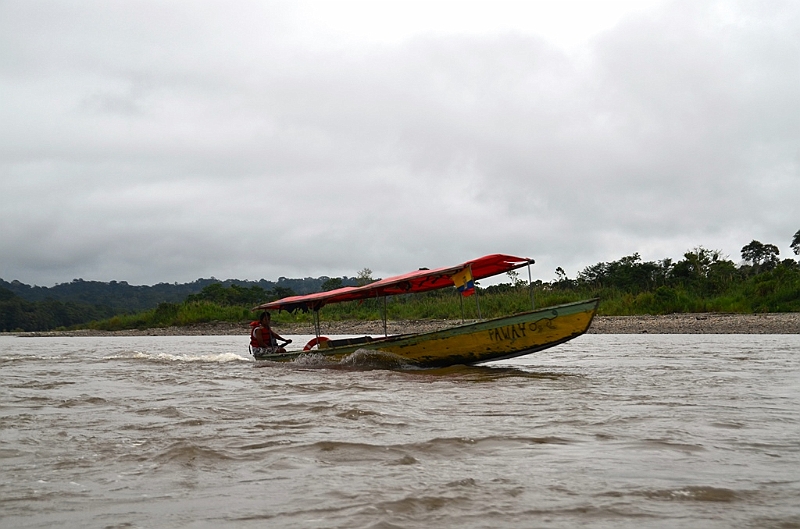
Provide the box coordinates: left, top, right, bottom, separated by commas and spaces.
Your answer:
1, 232, 798, 332
0, 275, 362, 311
0, 275, 361, 332
536, 232, 800, 314
0, 287, 116, 332
566, 233, 799, 293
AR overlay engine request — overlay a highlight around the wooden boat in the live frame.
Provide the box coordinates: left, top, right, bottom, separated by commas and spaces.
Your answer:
252, 254, 598, 368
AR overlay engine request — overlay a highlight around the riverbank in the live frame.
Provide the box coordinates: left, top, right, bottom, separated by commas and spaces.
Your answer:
589, 312, 800, 334
7, 313, 799, 337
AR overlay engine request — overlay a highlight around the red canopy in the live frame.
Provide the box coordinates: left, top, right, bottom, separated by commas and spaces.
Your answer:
254, 254, 533, 312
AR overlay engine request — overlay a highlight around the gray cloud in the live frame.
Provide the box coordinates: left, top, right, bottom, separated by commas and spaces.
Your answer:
1, 0, 798, 286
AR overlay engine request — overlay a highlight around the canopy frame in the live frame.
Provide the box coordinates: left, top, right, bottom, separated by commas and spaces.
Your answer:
254, 254, 535, 314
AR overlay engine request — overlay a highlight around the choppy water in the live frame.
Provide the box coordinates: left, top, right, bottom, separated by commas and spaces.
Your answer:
1, 333, 799, 528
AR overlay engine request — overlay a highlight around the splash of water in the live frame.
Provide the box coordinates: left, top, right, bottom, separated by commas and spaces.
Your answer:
338, 348, 415, 369
106, 351, 250, 363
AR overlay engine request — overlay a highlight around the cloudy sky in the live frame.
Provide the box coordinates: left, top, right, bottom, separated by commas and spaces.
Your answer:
1, 0, 798, 286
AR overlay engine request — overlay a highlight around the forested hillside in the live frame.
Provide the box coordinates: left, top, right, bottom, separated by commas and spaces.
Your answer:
0, 275, 360, 332
0, 276, 359, 312
0, 287, 116, 332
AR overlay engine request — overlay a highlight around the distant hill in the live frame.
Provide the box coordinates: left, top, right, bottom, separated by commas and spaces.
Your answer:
0, 286, 115, 332
0, 276, 359, 314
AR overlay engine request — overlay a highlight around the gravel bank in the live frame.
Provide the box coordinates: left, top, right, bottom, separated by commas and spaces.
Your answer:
8, 313, 799, 337
588, 313, 800, 334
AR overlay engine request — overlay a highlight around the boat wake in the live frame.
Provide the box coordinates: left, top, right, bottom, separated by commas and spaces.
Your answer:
106, 350, 250, 364
261, 350, 572, 376
257, 348, 417, 370
338, 349, 415, 369
417, 364, 576, 380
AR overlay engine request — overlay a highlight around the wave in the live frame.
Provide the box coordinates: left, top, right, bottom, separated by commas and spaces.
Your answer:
267, 435, 575, 464
641, 486, 745, 502
338, 349, 415, 369
154, 441, 235, 466
256, 350, 575, 377
105, 350, 250, 364
413, 364, 576, 380
256, 349, 416, 370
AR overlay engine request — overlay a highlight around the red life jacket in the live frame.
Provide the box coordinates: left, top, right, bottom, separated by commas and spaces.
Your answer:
250, 321, 276, 347
249, 321, 261, 347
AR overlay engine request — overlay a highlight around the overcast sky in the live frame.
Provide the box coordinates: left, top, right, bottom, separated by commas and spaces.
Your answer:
1, 0, 798, 287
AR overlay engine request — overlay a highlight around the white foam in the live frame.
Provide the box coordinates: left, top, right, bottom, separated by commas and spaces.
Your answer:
290, 352, 334, 366
339, 349, 413, 369
107, 351, 250, 363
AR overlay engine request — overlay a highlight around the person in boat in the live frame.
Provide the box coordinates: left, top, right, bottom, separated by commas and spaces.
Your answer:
250, 311, 291, 356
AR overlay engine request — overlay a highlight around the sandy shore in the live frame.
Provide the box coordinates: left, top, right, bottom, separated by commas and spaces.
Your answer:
8, 313, 799, 337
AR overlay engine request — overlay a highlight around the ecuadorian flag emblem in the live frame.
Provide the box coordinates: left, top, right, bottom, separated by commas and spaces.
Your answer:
451, 267, 475, 297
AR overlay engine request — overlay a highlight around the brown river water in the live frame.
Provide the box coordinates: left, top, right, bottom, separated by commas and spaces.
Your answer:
1, 334, 799, 528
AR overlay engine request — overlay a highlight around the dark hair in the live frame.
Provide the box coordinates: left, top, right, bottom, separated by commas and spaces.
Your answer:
259, 311, 271, 322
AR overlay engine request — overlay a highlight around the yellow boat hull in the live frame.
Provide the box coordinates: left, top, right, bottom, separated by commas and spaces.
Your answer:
255, 298, 599, 368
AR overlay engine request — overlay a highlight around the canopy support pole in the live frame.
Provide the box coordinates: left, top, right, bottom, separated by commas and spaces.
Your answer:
313, 309, 321, 339
459, 292, 464, 323
470, 264, 482, 320
382, 296, 388, 337
527, 260, 535, 310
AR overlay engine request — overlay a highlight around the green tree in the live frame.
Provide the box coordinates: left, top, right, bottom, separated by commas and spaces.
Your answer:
741, 240, 780, 271
672, 247, 723, 279
791, 229, 800, 256
579, 254, 670, 292
271, 286, 296, 300
185, 283, 269, 306
553, 267, 576, 289
321, 277, 344, 291
506, 270, 526, 289
356, 268, 374, 286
